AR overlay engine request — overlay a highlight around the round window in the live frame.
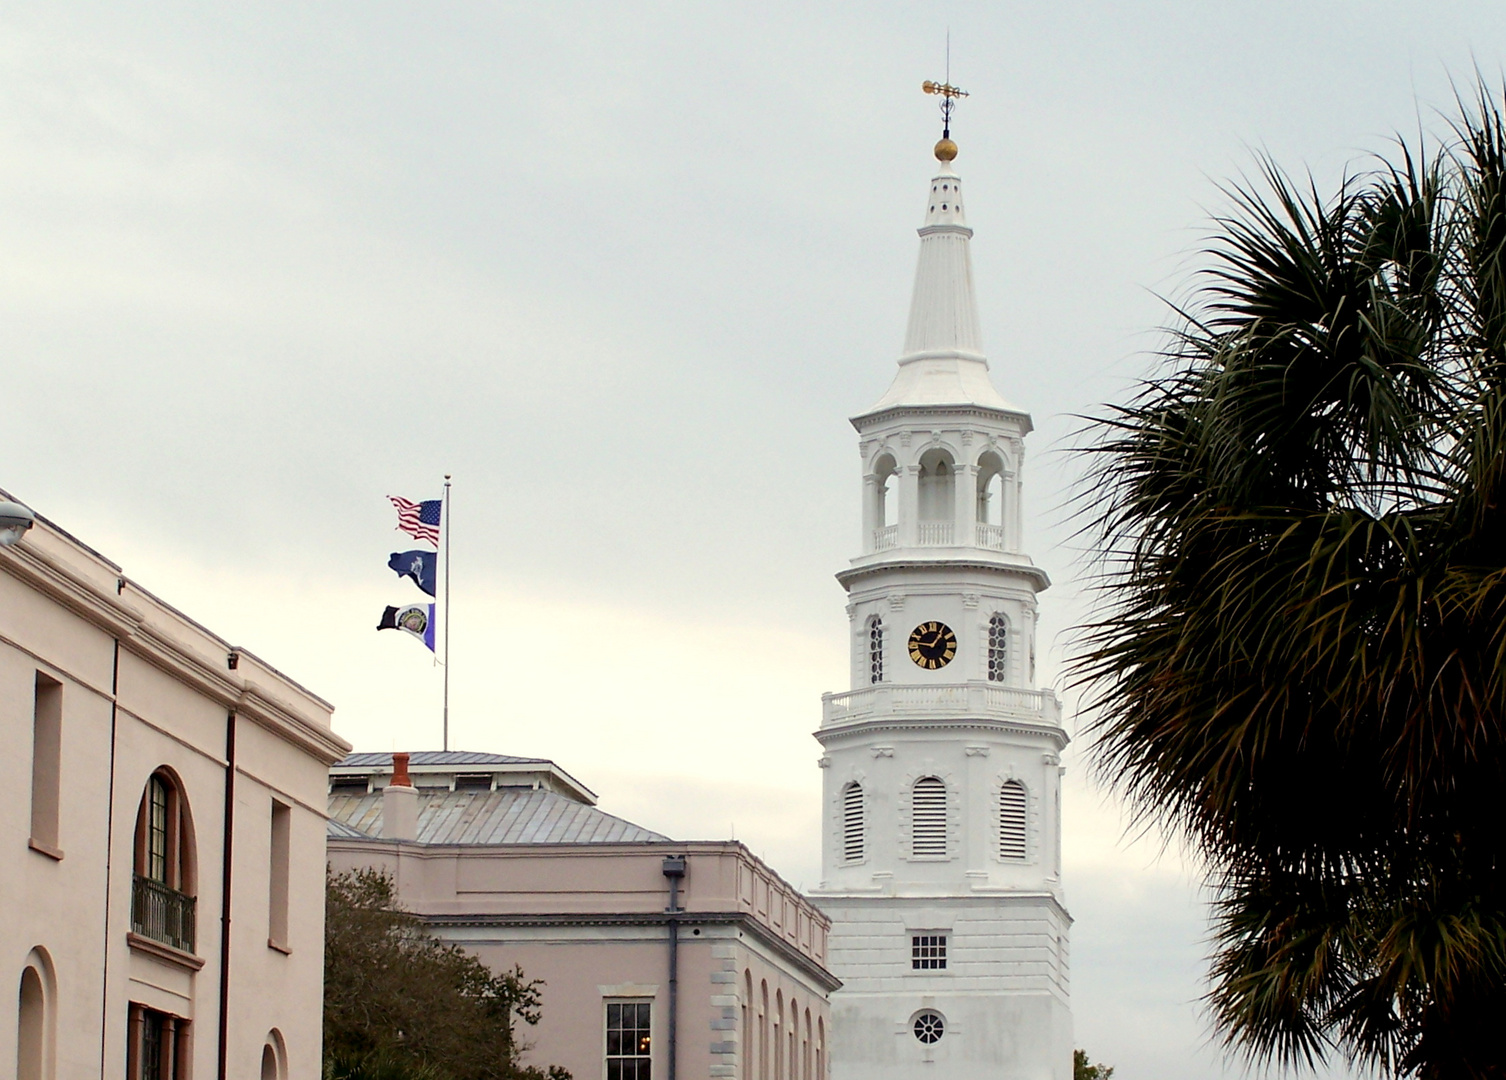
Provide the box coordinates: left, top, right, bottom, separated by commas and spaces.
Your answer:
913, 1009, 945, 1044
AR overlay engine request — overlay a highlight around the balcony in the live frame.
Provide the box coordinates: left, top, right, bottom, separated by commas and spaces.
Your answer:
867, 521, 1014, 553
132, 875, 196, 954
821, 681, 1062, 731
917, 521, 953, 545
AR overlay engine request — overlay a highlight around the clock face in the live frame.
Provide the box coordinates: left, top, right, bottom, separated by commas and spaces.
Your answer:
908, 621, 957, 669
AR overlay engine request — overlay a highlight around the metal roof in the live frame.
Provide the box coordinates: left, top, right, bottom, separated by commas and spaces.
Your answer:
327, 787, 669, 845
336, 751, 550, 768
326, 818, 371, 840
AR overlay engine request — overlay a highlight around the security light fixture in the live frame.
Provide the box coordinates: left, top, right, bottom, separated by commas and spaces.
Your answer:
0, 500, 34, 547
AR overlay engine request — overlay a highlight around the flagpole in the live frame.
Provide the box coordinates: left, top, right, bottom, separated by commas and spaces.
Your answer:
442, 473, 452, 752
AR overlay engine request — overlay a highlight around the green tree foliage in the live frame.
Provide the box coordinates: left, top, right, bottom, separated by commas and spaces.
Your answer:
324, 867, 571, 1080
1073, 1049, 1115, 1080
1075, 82, 1506, 1079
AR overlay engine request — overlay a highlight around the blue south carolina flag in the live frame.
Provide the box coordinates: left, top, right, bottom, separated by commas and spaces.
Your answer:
388, 550, 437, 597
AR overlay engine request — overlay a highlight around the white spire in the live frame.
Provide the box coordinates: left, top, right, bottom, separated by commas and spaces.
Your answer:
865, 148, 1017, 414
903, 157, 981, 356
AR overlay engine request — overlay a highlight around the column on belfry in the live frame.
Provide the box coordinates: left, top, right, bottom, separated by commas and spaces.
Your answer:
899, 465, 921, 547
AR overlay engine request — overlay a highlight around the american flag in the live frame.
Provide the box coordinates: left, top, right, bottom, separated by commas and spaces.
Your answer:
388, 496, 441, 546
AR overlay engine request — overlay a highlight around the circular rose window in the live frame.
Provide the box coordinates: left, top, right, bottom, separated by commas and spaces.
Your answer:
913, 1010, 945, 1044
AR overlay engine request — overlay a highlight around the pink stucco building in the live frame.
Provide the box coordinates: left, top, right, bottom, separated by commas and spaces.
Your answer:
326, 751, 839, 1079
2, 493, 350, 1080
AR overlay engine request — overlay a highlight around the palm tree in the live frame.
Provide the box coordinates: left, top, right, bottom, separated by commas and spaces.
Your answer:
1074, 84, 1506, 1080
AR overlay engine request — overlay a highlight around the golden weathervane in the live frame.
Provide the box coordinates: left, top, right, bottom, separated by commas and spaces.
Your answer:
922, 79, 968, 162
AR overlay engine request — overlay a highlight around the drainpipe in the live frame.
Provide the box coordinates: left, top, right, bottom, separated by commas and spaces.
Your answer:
98, 632, 121, 1079
217, 708, 238, 1080
662, 855, 686, 1080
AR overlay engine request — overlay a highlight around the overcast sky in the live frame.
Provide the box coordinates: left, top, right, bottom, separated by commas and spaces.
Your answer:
4, 4, 1502, 1078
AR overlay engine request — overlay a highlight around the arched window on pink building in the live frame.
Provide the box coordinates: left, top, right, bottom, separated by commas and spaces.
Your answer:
131, 770, 198, 954
16, 948, 55, 1080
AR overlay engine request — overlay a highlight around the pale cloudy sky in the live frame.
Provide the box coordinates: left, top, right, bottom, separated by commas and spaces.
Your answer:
3, 4, 1502, 1078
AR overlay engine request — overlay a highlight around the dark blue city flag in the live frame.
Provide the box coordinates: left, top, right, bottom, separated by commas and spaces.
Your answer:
377, 603, 436, 652
388, 550, 438, 597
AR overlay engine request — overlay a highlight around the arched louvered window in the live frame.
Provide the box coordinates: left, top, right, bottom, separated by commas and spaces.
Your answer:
999, 780, 1028, 860
911, 777, 948, 857
841, 782, 864, 862
868, 617, 884, 684
987, 613, 1008, 683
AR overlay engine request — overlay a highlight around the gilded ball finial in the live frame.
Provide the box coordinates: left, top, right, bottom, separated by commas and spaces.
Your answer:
934, 138, 958, 162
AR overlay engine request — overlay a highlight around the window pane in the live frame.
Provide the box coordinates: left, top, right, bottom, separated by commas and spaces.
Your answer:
606, 999, 652, 1077
911, 934, 948, 970
149, 778, 169, 883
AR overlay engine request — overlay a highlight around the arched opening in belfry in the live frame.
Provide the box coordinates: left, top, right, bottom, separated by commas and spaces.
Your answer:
871, 452, 898, 532
976, 450, 1007, 548
917, 449, 955, 543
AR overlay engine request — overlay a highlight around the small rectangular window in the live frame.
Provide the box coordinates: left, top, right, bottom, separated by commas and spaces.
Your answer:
269, 800, 291, 949
605, 1000, 652, 1079
454, 773, 494, 791
329, 776, 370, 794
911, 934, 947, 970
127, 1004, 189, 1080
30, 672, 62, 853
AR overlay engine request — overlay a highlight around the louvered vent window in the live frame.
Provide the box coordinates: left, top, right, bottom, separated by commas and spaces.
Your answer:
841, 782, 865, 862
1000, 780, 1028, 860
987, 613, 1008, 683
869, 618, 884, 684
911, 777, 948, 857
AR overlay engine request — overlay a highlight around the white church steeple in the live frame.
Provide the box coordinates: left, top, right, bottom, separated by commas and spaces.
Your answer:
903, 153, 981, 357
811, 89, 1073, 1080
868, 125, 1017, 415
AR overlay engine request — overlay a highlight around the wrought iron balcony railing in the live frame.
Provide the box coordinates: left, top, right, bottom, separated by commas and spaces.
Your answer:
131, 874, 196, 954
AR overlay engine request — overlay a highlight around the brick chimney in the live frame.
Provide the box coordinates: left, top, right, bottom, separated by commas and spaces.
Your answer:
382, 752, 418, 841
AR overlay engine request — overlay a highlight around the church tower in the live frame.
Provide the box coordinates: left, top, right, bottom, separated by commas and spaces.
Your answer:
812, 91, 1073, 1080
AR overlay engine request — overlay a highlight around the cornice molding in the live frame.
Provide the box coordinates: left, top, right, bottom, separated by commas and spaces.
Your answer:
0, 541, 141, 639
0, 541, 348, 765
808, 890, 1073, 924
838, 557, 1050, 592
815, 716, 1069, 751
425, 910, 843, 993
851, 403, 1033, 433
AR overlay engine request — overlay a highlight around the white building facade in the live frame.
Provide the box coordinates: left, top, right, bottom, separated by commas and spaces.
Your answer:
812, 137, 1073, 1080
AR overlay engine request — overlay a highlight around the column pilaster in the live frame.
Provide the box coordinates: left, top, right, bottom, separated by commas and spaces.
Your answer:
862, 475, 879, 551
899, 464, 921, 548
954, 462, 977, 548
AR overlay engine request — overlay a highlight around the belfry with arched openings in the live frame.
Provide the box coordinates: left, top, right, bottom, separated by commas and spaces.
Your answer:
811, 110, 1072, 1080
